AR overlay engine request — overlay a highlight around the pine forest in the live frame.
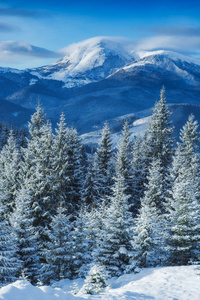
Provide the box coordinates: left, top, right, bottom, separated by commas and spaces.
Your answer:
0, 87, 200, 294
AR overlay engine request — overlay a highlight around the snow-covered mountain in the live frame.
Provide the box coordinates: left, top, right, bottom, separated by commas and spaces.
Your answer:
30, 37, 135, 88
0, 36, 200, 132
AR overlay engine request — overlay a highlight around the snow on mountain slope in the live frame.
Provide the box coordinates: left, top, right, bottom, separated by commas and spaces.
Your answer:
30, 38, 200, 88
31, 37, 135, 88
1, 36, 200, 131
115, 50, 200, 85
81, 104, 200, 151
0, 265, 199, 300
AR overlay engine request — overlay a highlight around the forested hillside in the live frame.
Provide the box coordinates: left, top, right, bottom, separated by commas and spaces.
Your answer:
0, 87, 200, 294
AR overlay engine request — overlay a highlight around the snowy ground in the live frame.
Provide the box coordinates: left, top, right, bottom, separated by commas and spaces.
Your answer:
0, 265, 199, 300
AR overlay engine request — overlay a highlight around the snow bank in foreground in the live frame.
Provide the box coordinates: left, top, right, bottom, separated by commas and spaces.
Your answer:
0, 265, 199, 300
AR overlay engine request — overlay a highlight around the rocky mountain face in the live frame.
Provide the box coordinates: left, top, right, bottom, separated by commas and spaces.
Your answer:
0, 37, 200, 133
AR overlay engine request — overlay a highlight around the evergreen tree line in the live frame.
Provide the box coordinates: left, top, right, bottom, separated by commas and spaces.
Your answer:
0, 121, 27, 150
0, 88, 200, 290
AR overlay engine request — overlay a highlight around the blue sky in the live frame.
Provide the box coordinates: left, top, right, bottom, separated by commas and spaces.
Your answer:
0, 0, 200, 69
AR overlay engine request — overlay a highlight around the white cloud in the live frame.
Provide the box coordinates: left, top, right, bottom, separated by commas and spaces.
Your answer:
134, 35, 200, 56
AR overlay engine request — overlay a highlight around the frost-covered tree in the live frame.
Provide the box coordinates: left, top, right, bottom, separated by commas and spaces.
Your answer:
41, 207, 73, 284
80, 264, 107, 295
18, 126, 27, 148
0, 130, 21, 217
10, 186, 40, 284
167, 115, 200, 265
21, 103, 46, 180
82, 155, 101, 208
81, 201, 107, 273
62, 126, 84, 213
22, 120, 55, 232
146, 87, 174, 211
131, 133, 149, 216
0, 122, 9, 150
52, 112, 70, 209
116, 121, 133, 204
95, 122, 115, 200
147, 87, 174, 168
28, 101, 46, 139
72, 206, 91, 278
0, 206, 20, 285
133, 159, 167, 267
96, 174, 134, 277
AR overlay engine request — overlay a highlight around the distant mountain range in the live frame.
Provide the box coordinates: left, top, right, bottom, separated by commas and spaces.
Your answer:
0, 36, 200, 135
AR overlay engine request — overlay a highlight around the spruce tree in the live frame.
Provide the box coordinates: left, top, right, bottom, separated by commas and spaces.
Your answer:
0, 130, 21, 217
62, 126, 84, 213
72, 206, 91, 278
0, 206, 20, 285
82, 155, 101, 208
95, 122, 114, 200
147, 87, 174, 168
51, 112, 70, 210
22, 119, 54, 233
80, 264, 107, 295
116, 121, 133, 207
133, 159, 166, 267
131, 134, 149, 216
41, 207, 73, 284
10, 186, 40, 284
167, 115, 200, 265
96, 174, 134, 277
146, 87, 174, 212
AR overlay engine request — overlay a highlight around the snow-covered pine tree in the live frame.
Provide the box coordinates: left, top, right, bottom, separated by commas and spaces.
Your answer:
116, 121, 134, 208
52, 112, 84, 213
71, 206, 91, 278
146, 87, 174, 212
147, 87, 174, 167
95, 174, 134, 278
0, 122, 9, 150
22, 115, 55, 232
52, 112, 70, 209
95, 122, 115, 201
28, 100, 46, 139
20, 102, 46, 181
80, 264, 107, 295
10, 186, 40, 284
83, 201, 107, 272
61, 126, 84, 214
131, 133, 149, 216
167, 115, 200, 265
82, 154, 101, 208
41, 207, 73, 284
0, 206, 20, 285
0, 130, 21, 218
133, 159, 167, 268
18, 125, 27, 148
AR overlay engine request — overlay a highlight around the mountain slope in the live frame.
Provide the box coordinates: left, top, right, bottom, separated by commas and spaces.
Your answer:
80, 103, 200, 151
30, 37, 135, 88
0, 37, 200, 132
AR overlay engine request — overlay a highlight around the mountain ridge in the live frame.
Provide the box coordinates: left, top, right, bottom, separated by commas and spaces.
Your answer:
0, 36, 200, 133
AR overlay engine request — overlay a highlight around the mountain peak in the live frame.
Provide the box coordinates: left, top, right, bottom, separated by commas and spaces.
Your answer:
31, 36, 136, 87
30, 37, 200, 88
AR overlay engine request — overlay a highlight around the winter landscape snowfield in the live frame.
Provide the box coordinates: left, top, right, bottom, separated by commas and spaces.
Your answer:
0, 265, 199, 300
1, 2, 200, 298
